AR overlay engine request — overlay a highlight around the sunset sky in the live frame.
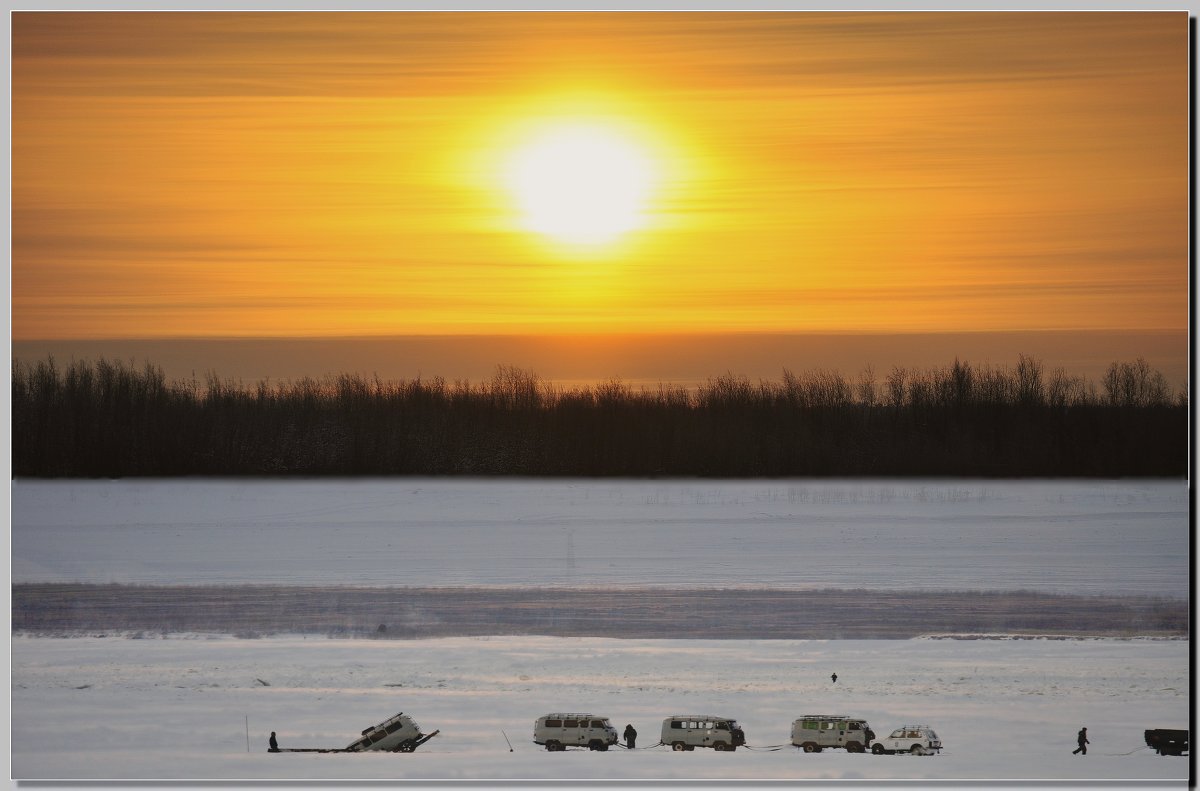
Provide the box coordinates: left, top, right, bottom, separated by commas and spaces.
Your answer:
11, 12, 1188, 381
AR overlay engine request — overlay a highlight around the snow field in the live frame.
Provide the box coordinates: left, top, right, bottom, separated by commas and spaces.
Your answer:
10, 634, 1188, 783
11, 479, 1189, 596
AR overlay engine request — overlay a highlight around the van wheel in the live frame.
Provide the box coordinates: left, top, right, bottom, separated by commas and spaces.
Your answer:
871, 743, 885, 755
910, 744, 926, 755
802, 742, 821, 753
546, 741, 562, 752
672, 742, 687, 751
712, 741, 729, 751
588, 740, 608, 752
396, 740, 416, 753
846, 742, 864, 753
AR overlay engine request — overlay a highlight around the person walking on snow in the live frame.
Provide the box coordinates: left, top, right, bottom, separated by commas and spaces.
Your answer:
269, 731, 279, 752
831, 673, 838, 684
624, 723, 637, 749
1072, 727, 1088, 755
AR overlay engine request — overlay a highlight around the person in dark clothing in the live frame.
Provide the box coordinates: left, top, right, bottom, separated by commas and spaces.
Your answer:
1072, 727, 1088, 755
269, 731, 279, 752
831, 673, 838, 684
624, 723, 637, 749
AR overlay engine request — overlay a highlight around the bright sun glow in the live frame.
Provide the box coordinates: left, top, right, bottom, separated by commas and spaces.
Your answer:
505, 123, 657, 246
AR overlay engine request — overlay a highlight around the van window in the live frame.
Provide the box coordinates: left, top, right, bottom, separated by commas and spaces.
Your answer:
369, 730, 387, 743
671, 721, 683, 729
802, 721, 819, 730
849, 722, 861, 730
715, 722, 728, 731
591, 720, 605, 728
545, 719, 562, 728
563, 720, 579, 728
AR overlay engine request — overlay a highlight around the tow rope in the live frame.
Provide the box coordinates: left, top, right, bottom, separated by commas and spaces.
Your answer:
615, 741, 666, 750
1101, 745, 1154, 756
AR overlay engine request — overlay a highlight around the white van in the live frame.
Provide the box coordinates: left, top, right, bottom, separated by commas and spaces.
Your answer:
660, 715, 745, 751
791, 715, 874, 753
533, 713, 620, 751
871, 725, 942, 755
344, 712, 436, 752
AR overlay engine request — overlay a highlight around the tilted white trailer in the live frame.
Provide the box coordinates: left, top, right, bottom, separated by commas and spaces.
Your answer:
269, 711, 439, 754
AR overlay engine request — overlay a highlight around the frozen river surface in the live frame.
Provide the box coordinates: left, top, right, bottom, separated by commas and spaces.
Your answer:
10, 634, 1189, 782
11, 478, 1188, 597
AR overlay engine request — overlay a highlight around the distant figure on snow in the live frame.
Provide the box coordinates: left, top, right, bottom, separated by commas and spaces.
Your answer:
831, 673, 838, 684
624, 723, 637, 749
269, 731, 279, 752
1072, 727, 1088, 755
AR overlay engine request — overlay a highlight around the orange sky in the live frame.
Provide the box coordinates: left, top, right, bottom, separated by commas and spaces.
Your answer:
12, 12, 1189, 341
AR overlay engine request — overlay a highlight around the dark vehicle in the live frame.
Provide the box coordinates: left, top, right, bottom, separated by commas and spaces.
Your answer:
1144, 729, 1188, 756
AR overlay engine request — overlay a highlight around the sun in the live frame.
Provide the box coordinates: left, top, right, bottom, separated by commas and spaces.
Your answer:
504, 122, 657, 246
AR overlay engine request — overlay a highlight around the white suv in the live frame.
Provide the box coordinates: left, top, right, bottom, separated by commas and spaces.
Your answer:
871, 725, 942, 755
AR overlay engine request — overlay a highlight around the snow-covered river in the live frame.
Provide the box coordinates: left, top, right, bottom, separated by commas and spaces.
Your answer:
10, 634, 1189, 782
11, 478, 1188, 597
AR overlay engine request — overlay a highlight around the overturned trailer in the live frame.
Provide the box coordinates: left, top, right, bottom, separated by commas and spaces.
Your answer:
269, 711, 439, 754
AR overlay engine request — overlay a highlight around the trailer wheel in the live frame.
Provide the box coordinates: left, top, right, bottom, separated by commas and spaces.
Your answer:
672, 742, 687, 752
871, 744, 886, 755
546, 740, 563, 752
910, 744, 926, 755
802, 742, 821, 753
397, 740, 416, 753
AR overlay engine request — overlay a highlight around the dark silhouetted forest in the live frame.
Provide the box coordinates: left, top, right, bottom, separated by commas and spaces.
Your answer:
11, 355, 1186, 477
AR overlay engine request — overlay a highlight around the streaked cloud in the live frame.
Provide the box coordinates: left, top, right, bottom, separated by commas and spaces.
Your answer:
12, 12, 1187, 340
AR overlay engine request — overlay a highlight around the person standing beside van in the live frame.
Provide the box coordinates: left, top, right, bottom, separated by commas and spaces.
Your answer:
624, 723, 637, 749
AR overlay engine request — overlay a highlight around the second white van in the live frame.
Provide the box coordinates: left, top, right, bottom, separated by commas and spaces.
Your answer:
660, 715, 745, 751
533, 713, 620, 751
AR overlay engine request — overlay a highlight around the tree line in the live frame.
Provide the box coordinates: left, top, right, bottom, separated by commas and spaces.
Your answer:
11, 354, 1186, 477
